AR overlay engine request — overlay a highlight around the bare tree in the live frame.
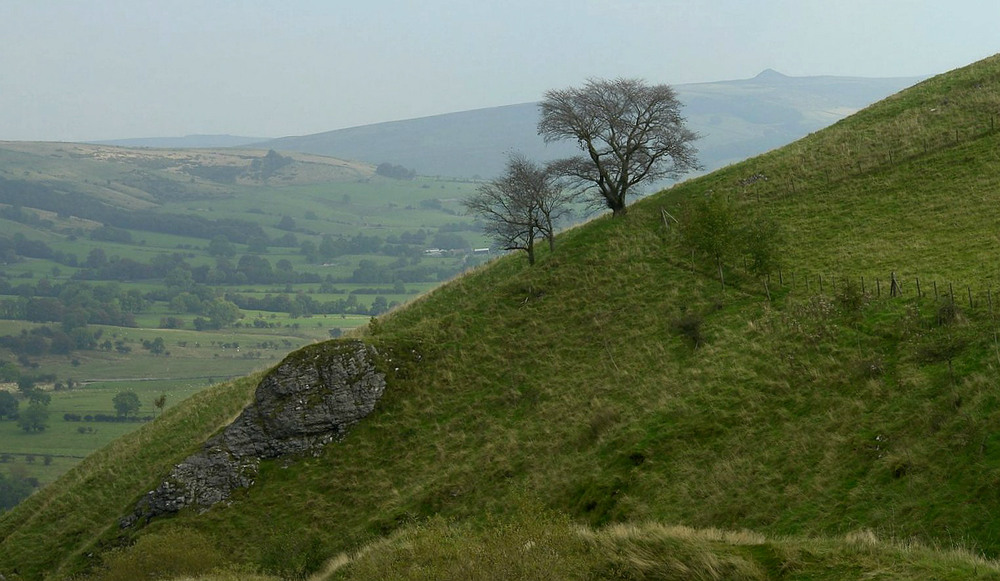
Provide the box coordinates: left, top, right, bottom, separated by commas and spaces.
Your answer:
153, 394, 167, 417
538, 78, 701, 216
464, 153, 570, 265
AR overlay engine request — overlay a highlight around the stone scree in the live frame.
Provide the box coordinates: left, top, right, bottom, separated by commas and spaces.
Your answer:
122, 339, 386, 527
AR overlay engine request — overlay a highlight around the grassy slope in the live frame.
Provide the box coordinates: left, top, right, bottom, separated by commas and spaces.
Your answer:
4, 55, 1000, 579
324, 517, 1000, 581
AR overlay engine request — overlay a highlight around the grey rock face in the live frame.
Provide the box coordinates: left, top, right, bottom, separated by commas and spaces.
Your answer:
122, 339, 385, 527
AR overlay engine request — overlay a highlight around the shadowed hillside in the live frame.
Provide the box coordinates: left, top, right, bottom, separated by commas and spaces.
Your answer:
4, 55, 1000, 580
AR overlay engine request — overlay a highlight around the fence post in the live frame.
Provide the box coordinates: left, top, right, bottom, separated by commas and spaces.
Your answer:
969, 286, 974, 310
861, 276, 865, 294
916, 277, 921, 298
778, 267, 783, 286
876, 279, 881, 297
934, 280, 938, 300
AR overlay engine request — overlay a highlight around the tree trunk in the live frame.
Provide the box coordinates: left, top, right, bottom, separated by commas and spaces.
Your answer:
605, 188, 627, 217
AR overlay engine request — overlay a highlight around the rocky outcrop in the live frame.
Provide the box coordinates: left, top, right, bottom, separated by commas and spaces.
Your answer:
122, 339, 385, 527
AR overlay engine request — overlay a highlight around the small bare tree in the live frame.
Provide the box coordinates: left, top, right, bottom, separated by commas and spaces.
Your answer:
538, 78, 701, 216
464, 153, 570, 265
153, 394, 167, 417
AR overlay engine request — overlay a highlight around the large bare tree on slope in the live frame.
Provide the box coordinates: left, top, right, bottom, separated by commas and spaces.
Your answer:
538, 78, 701, 216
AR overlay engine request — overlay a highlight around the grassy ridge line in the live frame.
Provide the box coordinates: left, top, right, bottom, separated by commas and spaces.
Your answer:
0, 373, 261, 578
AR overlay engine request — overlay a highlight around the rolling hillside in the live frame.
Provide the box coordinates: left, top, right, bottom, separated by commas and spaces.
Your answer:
3, 55, 1000, 580
261, 70, 924, 180
0, 141, 491, 494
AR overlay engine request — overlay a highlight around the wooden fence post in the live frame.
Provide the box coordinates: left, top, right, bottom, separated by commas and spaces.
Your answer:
916, 278, 921, 298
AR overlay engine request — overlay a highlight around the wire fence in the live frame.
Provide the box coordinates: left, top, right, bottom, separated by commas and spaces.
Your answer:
764, 268, 1000, 316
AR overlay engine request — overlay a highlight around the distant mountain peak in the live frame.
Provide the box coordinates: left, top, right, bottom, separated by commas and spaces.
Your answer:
753, 68, 789, 81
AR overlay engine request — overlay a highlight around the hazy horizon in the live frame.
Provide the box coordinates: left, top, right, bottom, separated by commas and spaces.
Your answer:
2, 0, 996, 142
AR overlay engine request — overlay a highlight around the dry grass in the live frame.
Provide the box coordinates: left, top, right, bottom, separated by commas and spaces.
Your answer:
324, 515, 1000, 581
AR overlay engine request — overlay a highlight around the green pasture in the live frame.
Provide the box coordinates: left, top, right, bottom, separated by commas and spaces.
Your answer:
157, 176, 481, 236
0, 376, 207, 486
0, 312, 369, 487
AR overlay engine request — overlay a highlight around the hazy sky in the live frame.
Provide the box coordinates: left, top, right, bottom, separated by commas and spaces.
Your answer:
2, 0, 996, 142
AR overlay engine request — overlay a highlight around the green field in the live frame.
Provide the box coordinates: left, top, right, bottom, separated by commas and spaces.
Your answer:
0, 313, 371, 487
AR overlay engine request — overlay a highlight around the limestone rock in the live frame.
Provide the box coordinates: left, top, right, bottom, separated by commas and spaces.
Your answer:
122, 339, 385, 527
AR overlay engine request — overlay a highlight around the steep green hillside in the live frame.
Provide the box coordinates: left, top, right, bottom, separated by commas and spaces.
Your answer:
4, 55, 1000, 580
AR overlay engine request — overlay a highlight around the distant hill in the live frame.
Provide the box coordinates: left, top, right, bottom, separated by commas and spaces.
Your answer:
93, 134, 268, 149
260, 70, 925, 179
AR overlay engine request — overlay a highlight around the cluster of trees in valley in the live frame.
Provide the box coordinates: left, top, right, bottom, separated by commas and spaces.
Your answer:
0, 179, 271, 244
0, 466, 38, 513
0, 222, 480, 326
0, 267, 405, 351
